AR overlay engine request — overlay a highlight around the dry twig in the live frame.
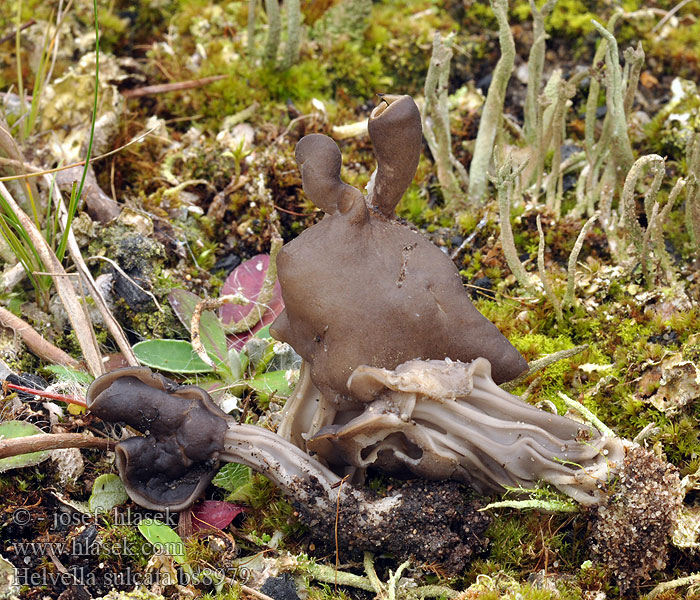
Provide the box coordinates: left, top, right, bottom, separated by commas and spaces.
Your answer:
0, 306, 79, 369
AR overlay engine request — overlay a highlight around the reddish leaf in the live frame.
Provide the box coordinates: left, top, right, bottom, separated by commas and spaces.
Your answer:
219, 254, 284, 349
191, 500, 245, 532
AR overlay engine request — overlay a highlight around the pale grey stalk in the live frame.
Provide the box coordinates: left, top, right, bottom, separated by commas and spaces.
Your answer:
584, 13, 621, 160
574, 163, 590, 216
502, 344, 587, 391
247, 0, 257, 57
563, 211, 599, 308
282, 0, 301, 70
544, 81, 566, 214
523, 0, 557, 144
468, 0, 515, 204
623, 42, 645, 117
263, 0, 281, 63
491, 155, 537, 293
621, 154, 664, 258
557, 392, 616, 438
643, 155, 665, 220
650, 177, 685, 284
591, 19, 634, 178
544, 72, 586, 216
597, 160, 615, 231
423, 32, 465, 209
536, 214, 563, 323
685, 133, 700, 247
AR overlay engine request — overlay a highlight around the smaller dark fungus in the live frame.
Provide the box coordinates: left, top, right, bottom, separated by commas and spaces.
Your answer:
86, 367, 229, 511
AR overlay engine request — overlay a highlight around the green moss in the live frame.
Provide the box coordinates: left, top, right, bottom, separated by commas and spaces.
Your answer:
99, 524, 150, 568
201, 587, 241, 600
237, 474, 306, 550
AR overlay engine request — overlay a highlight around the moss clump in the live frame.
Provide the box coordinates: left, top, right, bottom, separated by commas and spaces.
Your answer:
98, 523, 151, 568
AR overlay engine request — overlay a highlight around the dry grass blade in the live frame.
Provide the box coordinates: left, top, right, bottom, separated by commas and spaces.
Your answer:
120, 75, 228, 98
0, 181, 103, 376
48, 176, 138, 366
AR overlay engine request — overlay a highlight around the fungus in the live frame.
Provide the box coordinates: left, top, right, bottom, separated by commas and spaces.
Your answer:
87, 95, 683, 585
86, 366, 492, 570
272, 96, 527, 397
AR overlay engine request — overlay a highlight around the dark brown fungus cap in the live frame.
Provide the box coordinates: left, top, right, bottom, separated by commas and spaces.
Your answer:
367, 94, 423, 217
271, 95, 527, 407
87, 367, 230, 511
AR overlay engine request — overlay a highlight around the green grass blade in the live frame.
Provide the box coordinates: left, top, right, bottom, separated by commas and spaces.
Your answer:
56, 0, 100, 262
24, 11, 54, 140
15, 0, 25, 129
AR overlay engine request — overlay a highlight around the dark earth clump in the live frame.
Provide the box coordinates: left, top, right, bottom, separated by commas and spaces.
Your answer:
587, 445, 683, 595
296, 479, 491, 574
260, 573, 301, 600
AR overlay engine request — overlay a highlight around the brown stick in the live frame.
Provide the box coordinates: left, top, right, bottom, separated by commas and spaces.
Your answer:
0, 433, 113, 459
121, 75, 228, 98
0, 19, 36, 44
0, 306, 80, 369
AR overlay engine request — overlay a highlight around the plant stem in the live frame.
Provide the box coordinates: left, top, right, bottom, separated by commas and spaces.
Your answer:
0, 433, 112, 460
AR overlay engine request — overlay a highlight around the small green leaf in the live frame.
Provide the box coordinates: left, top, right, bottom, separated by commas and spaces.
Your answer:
133, 339, 214, 373
227, 348, 243, 380
212, 463, 252, 493
254, 325, 272, 339
248, 370, 292, 397
43, 365, 93, 385
0, 421, 50, 473
88, 474, 128, 514
137, 519, 186, 564
212, 463, 255, 503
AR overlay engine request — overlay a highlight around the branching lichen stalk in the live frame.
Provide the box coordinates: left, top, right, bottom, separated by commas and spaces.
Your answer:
563, 211, 599, 307
282, 0, 301, 70
536, 214, 563, 323
591, 19, 634, 178
686, 133, 700, 248
263, 0, 281, 63
423, 32, 466, 210
492, 156, 538, 294
468, 0, 515, 205
623, 42, 645, 117
247, 0, 257, 57
523, 0, 557, 145
584, 13, 621, 159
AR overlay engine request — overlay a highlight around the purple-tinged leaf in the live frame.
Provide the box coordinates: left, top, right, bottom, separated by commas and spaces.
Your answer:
191, 500, 245, 532
219, 254, 284, 349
